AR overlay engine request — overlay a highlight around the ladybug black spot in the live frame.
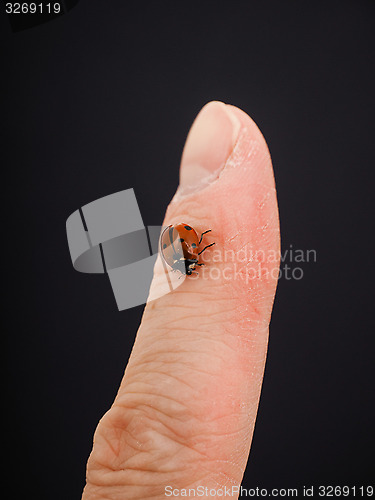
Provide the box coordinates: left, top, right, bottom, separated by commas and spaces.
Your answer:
163, 243, 167, 249
192, 243, 197, 248
184, 225, 192, 230
180, 238, 184, 243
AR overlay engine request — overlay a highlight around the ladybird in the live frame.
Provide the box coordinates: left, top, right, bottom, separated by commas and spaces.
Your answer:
160, 223, 215, 276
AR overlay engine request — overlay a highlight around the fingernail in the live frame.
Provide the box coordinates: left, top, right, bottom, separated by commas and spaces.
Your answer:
178, 101, 241, 196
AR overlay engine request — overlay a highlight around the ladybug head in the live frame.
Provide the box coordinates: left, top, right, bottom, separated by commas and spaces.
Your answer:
185, 258, 198, 275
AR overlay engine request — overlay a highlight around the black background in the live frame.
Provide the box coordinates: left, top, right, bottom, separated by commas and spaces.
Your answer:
2, 1, 374, 498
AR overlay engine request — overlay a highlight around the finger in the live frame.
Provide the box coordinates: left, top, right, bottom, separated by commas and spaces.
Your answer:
83, 101, 280, 500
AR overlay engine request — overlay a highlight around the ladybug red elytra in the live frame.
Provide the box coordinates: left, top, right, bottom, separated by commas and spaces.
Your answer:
160, 223, 215, 276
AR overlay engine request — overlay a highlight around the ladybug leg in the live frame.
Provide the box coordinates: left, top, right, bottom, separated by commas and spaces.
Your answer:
195, 263, 205, 266
198, 229, 212, 245
198, 242, 216, 255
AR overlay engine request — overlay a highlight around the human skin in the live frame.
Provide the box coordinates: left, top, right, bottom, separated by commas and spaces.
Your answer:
82, 101, 280, 499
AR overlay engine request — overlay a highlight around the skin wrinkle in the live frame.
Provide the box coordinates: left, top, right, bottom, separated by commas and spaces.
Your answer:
118, 382, 254, 428
129, 337, 239, 364
88, 465, 191, 482
94, 412, 207, 471
147, 306, 236, 327
90, 414, 222, 488
127, 339, 239, 375
86, 469, 208, 493
116, 392, 196, 423
125, 408, 212, 458
119, 384, 205, 427
128, 334, 268, 391
151, 292, 268, 322
133, 324, 267, 363
113, 338, 262, 444
129, 347, 236, 373
131, 368, 200, 393
115, 374, 264, 448
131, 347, 229, 367
117, 397, 252, 444
128, 363, 221, 389
141, 310, 266, 342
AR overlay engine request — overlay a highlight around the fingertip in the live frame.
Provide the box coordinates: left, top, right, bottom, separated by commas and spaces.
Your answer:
179, 101, 241, 196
